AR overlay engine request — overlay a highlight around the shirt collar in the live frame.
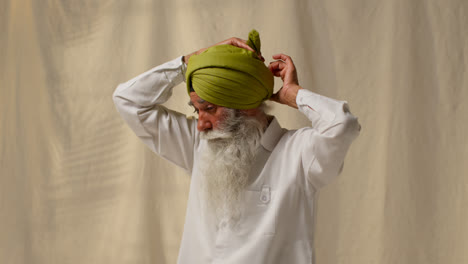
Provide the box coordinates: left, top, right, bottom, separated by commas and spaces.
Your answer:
261, 117, 286, 152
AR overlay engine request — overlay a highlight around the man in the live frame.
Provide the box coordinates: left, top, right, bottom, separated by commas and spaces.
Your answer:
113, 30, 360, 264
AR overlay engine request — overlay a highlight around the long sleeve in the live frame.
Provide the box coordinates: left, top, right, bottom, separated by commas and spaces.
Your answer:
295, 89, 361, 189
112, 56, 198, 173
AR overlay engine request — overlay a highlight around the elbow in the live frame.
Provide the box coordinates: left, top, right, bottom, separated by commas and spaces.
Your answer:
324, 113, 361, 141
112, 83, 126, 108
342, 114, 361, 137
335, 115, 361, 143
336, 101, 361, 139
341, 102, 361, 133
321, 101, 361, 138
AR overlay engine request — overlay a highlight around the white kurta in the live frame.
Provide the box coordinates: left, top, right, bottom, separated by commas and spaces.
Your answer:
113, 56, 361, 264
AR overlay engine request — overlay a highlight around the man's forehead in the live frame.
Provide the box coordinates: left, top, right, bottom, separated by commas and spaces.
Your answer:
189, 92, 207, 105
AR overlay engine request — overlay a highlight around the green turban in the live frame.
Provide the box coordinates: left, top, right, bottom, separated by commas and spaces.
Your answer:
186, 30, 274, 109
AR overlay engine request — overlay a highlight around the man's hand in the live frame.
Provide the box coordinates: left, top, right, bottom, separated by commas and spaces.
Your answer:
268, 54, 303, 109
183, 37, 265, 64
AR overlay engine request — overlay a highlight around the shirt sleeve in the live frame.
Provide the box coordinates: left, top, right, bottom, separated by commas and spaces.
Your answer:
112, 56, 198, 173
295, 89, 361, 189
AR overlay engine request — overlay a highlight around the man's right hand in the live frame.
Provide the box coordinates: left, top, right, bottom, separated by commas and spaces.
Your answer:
183, 37, 264, 65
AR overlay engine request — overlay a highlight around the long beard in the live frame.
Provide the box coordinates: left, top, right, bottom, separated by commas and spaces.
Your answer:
199, 109, 265, 224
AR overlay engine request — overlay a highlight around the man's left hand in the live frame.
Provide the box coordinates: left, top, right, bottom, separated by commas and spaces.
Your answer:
268, 54, 303, 109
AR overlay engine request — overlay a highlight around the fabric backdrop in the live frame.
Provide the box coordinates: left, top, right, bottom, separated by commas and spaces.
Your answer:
1, 0, 467, 263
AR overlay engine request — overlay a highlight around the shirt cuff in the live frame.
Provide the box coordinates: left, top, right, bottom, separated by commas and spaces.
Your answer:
162, 56, 186, 85
296, 89, 337, 123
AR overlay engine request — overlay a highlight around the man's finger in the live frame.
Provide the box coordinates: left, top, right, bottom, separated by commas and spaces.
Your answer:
224, 38, 265, 60
233, 39, 254, 52
268, 66, 282, 77
219, 38, 250, 51
268, 61, 286, 71
272, 54, 295, 68
272, 53, 291, 61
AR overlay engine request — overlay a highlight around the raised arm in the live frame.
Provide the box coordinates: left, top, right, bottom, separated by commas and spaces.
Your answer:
112, 57, 198, 172
268, 54, 361, 188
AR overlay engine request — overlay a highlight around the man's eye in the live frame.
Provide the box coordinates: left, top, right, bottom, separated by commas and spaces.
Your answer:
206, 106, 214, 111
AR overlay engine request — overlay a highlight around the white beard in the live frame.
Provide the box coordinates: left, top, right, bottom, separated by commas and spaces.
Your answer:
198, 108, 265, 225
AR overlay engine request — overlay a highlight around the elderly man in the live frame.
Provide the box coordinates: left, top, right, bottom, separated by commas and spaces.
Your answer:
113, 30, 360, 264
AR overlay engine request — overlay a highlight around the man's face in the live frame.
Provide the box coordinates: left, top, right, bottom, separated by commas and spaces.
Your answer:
195, 97, 265, 223
189, 92, 227, 132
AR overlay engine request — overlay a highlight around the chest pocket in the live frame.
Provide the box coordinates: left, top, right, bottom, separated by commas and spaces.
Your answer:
238, 185, 277, 236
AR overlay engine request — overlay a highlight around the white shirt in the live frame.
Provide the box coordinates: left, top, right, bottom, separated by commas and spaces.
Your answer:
113, 56, 360, 264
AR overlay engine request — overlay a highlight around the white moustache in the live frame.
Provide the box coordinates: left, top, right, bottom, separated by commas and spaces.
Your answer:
200, 129, 233, 140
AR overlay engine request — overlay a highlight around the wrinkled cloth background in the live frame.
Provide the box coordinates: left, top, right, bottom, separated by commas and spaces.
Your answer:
1, 0, 467, 263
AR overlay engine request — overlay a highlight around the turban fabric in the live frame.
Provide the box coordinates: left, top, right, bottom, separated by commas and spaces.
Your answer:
186, 30, 274, 109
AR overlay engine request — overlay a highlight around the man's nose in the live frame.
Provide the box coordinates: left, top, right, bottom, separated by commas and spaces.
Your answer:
197, 114, 212, 132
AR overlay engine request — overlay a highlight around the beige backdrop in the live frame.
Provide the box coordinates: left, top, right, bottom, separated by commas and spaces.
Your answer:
1, 0, 467, 263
